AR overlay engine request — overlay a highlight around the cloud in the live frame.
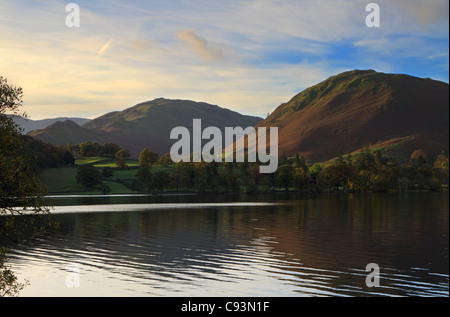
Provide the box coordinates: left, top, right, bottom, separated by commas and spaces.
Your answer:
130, 38, 153, 51
0, 0, 447, 120
96, 38, 115, 59
177, 29, 229, 62
387, 0, 449, 29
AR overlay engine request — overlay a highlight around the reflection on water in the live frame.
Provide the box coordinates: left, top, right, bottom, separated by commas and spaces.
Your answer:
5, 192, 449, 297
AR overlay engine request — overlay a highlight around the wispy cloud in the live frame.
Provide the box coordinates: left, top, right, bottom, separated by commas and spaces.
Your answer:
177, 29, 229, 62
96, 39, 114, 59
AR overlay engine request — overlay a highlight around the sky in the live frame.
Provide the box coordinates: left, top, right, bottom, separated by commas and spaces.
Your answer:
0, 0, 448, 120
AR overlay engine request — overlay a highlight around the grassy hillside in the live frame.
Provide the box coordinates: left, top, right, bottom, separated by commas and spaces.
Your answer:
40, 157, 137, 195
28, 120, 109, 146
10, 115, 90, 134
258, 69, 449, 163
39, 156, 177, 195
29, 98, 263, 157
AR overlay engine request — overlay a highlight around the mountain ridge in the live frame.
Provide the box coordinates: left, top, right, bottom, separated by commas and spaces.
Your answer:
9, 115, 90, 134
28, 98, 263, 156
27, 70, 449, 163
257, 69, 449, 162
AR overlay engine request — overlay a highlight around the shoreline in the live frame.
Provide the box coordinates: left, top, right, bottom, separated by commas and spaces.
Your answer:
45, 188, 449, 198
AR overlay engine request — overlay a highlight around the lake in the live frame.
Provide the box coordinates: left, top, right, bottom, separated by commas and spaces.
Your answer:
5, 191, 449, 297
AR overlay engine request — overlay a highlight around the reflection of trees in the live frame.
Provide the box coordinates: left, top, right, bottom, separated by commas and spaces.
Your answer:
31, 193, 448, 295
52, 193, 448, 272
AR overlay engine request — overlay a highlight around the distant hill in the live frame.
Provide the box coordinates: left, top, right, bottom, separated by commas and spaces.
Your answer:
257, 69, 449, 162
27, 71, 449, 163
10, 116, 90, 134
28, 120, 109, 146
29, 98, 263, 156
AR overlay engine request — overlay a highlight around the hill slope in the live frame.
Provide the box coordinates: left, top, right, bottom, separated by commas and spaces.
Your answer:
10, 116, 90, 133
29, 98, 262, 156
257, 69, 449, 162
28, 120, 109, 146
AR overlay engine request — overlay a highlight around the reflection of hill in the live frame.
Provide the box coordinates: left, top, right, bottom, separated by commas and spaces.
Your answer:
59, 194, 446, 272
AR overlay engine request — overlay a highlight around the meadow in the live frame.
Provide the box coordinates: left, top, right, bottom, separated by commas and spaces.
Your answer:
39, 157, 170, 195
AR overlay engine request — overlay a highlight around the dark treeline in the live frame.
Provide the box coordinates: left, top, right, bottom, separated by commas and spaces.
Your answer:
14, 136, 450, 195
66, 141, 122, 158
19, 135, 75, 173
126, 148, 449, 194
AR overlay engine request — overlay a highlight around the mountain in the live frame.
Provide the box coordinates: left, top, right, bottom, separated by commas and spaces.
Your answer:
28, 120, 109, 146
257, 69, 449, 162
10, 116, 90, 134
28, 98, 263, 156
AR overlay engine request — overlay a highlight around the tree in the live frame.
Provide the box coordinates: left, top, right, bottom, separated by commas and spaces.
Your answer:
139, 148, 158, 168
100, 142, 121, 158
135, 167, 153, 192
76, 165, 102, 189
193, 162, 209, 192
102, 166, 114, 178
408, 152, 438, 190
176, 161, 195, 190
276, 164, 294, 191
169, 169, 183, 192
152, 171, 169, 193
317, 164, 348, 191
226, 172, 240, 192
116, 149, 131, 169
1, 76, 51, 296
116, 158, 128, 169
97, 183, 111, 195
410, 149, 428, 164
293, 167, 312, 191
159, 152, 174, 165
79, 142, 101, 157
116, 149, 131, 159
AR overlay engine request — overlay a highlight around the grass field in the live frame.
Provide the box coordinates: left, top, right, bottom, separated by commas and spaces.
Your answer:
40, 157, 177, 195
75, 157, 140, 168
40, 167, 89, 194
74, 157, 106, 165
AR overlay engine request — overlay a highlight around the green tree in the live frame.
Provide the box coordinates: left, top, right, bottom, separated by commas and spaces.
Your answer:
115, 149, 130, 169
135, 167, 153, 192
102, 166, 114, 178
1, 76, 51, 296
226, 172, 240, 192
206, 160, 221, 192
176, 161, 195, 190
317, 164, 348, 191
193, 162, 209, 192
139, 148, 158, 168
152, 171, 169, 193
100, 142, 121, 158
276, 164, 294, 191
409, 155, 438, 190
248, 165, 263, 193
293, 167, 312, 191
116, 149, 131, 159
116, 158, 128, 169
97, 183, 111, 195
76, 165, 102, 189
158, 152, 174, 165
79, 142, 101, 157
169, 169, 183, 192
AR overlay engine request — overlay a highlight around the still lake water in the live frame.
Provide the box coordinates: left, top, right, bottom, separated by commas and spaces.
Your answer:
6, 192, 449, 297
